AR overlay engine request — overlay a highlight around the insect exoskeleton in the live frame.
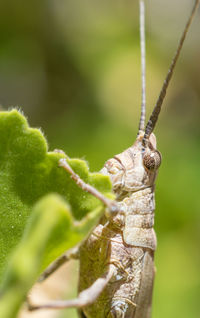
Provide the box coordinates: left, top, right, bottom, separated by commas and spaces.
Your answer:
27, 1, 199, 317
101, 132, 161, 199
77, 131, 160, 318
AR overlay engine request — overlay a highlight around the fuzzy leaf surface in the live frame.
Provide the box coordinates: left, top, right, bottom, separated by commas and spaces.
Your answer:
0, 194, 83, 318
0, 109, 113, 282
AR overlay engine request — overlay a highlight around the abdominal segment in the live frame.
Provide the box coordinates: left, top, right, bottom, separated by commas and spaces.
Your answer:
78, 220, 155, 318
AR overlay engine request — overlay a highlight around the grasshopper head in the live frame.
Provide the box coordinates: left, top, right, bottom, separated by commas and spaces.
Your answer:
101, 0, 198, 197
101, 132, 161, 196
102, 0, 199, 197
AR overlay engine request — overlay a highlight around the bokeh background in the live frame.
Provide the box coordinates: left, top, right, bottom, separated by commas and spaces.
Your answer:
0, 0, 200, 317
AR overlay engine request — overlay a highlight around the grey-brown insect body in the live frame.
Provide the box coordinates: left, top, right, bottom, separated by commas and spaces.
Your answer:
27, 1, 199, 316
78, 132, 159, 318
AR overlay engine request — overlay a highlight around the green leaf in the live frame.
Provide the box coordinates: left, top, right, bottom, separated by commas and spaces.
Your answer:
0, 194, 85, 318
0, 109, 114, 282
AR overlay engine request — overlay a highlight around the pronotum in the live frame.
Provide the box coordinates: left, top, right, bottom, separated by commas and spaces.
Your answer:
28, 1, 200, 317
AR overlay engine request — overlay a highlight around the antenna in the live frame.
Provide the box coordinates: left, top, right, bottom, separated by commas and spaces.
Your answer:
143, 0, 200, 145
138, 0, 146, 132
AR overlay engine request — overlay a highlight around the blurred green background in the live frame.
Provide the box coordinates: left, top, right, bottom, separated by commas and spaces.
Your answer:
0, 0, 200, 317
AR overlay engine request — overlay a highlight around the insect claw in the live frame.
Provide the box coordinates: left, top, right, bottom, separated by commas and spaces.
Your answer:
59, 158, 68, 167
54, 149, 67, 155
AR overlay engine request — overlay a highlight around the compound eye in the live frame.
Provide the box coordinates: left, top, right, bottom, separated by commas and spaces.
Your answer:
143, 150, 162, 171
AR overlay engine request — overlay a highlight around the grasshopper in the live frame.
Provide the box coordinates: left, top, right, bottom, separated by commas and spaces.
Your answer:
28, 1, 200, 317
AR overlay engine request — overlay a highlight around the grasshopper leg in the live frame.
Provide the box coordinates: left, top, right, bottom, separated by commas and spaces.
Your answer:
28, 266, 114, 311
38, 245, 80, 282
59, 158, 120, 216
